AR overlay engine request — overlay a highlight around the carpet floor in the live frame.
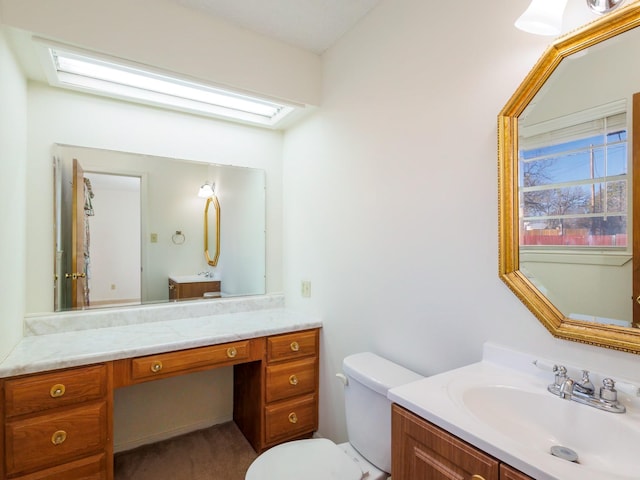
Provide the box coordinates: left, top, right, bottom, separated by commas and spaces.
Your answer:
114, 422, 258, 480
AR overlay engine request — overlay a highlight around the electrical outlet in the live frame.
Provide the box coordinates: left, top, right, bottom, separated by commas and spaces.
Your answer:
301, 281, 311, 298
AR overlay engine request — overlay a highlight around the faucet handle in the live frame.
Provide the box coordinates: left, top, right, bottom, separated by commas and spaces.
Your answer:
553, 365, 568, 386
600, 378, 618, 403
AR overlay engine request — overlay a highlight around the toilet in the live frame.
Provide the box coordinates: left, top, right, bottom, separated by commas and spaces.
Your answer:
245, 352, 423, 480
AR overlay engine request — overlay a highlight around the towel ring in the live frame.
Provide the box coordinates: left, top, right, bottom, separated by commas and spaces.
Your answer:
172, 230, 185, 245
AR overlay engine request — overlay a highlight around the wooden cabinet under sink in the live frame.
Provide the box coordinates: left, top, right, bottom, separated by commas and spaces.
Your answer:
392, 404, 533, 480
168, 277, 221, 300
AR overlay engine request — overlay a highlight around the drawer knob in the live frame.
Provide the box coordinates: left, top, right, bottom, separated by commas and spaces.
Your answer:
288, 412, 298, 424
289, 374, 299, 386
290, 341, 300, 352
50, 384, 66, 398
150, 360, 163, 373
51, 430, 67, 445
227, 347, 237, 358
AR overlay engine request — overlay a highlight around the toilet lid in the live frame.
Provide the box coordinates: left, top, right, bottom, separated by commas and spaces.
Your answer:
245, 438, 365, 480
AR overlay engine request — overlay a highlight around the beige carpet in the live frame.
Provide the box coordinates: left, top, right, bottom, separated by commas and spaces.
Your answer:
114, 422, 258, 480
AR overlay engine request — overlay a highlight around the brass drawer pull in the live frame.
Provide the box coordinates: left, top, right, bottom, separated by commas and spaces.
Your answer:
227, 347, 237, 358
51, 430, 67, 445
289, 374, 299, 386
471, 476, 486, 480
150, 361, 163, 373
288, 412, 298, 424
50, 384, 66, 398
290, 341, 300, 352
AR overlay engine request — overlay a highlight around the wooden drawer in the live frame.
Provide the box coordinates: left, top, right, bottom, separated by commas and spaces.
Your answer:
130, 341, 250, 380
4, 365, 107, 418
5, 401, 108, 476
267, 330, 317, 363
264, 394, 317, 445
14, 454, 107, 480
266, 357, 317, 403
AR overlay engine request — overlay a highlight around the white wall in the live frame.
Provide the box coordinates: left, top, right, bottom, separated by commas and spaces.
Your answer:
282, 0, 640, 443
0, 27, 27, 361
0, 0, 321, 107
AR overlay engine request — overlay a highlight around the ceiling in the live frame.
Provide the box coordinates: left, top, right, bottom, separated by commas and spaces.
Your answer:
174, 0, 383, 54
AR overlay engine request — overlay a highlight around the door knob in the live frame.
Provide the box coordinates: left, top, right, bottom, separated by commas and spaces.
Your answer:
65, 272, 86, 279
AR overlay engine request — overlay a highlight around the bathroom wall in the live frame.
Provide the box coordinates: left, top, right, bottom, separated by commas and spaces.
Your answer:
0, 27, 27, 361
0, 0, 321, 107
282, 0, 640, 442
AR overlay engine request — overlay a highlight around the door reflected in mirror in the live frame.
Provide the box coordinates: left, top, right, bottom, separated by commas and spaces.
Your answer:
53, 144, 266, 311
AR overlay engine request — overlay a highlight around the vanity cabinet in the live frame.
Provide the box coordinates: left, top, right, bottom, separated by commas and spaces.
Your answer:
168, 278, 221, 300
234, 329, 319, 452
1, 364, 112, 479
392, 405, 533, 480
1, 328, 320, 478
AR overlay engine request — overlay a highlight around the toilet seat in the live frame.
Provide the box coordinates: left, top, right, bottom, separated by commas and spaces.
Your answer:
245, 438, 366, 480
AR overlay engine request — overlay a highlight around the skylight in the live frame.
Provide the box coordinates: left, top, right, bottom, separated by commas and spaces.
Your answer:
38, 43, 295, 127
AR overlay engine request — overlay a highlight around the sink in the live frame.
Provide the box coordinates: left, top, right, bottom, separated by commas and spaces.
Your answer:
388, 343, 640, 480
169, 274, 218, 283
461, 384, 640, 478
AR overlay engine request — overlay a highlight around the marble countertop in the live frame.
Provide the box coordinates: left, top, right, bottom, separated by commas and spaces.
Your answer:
1, 295, 322, 378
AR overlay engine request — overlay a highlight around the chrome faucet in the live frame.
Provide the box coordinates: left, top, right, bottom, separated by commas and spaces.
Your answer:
547, 366, 626, 413
573, 370, 595, 395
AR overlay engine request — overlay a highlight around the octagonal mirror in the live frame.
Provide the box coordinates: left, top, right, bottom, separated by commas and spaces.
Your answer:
498, 2, 640, 353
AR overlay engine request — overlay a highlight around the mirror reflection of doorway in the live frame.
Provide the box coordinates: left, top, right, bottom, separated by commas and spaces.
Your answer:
84, 172, 141, 308
56, 157, 142, 310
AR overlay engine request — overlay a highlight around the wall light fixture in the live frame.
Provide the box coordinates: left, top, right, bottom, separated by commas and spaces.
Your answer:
515, 0, 626, 36
198, 182, 215, 198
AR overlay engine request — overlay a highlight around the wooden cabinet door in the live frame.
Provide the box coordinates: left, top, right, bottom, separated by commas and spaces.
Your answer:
500, 464, 534, 480
392, 404, 499, 480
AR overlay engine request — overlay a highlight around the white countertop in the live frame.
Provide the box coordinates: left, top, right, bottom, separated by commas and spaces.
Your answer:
1, 295, 321, 378
169, 275, 220, 283
388, 343, 640, 480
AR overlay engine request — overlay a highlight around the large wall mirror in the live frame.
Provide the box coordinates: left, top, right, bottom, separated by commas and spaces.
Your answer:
52, 144, 266, 311
499, 3, 640, 354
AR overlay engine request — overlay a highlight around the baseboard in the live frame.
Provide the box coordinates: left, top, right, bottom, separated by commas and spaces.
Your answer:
113, 414, 233, 453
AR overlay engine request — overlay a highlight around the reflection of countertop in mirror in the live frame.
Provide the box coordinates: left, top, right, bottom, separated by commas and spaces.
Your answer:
1, 294, 321, 378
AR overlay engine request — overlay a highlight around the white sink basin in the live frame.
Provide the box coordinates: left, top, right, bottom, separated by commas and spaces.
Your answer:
169, 275, 218, 283
461, 385, 640, 478
388, 344, 640, 480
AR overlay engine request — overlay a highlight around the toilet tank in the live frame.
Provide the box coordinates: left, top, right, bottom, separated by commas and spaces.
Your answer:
342, 352, 423, 473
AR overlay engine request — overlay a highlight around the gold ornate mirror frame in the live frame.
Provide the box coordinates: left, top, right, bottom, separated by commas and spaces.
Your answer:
204, 195, 220, 266
498, 2, 640, 354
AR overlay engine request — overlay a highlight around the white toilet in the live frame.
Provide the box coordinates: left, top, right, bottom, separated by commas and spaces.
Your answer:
245, 352, 423, 480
